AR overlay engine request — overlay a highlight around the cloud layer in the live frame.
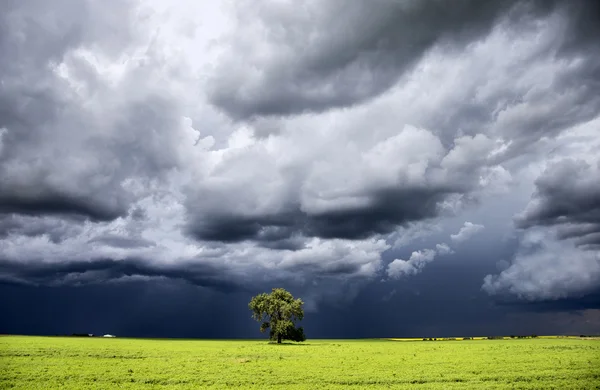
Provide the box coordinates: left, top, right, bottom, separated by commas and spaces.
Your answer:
1, 0, 600, 307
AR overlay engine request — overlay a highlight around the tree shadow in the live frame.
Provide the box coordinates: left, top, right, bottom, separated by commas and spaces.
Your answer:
266, 342, 314, 346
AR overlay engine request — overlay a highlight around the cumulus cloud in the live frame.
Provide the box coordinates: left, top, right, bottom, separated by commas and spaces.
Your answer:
435, 243, 454, 256
387, 242, 454, 279
185, 125, 503, 245
387, 250, 437, 279
1, 0, 600, 309
482, 228, 600, 300
451, 222, 485, 243
485, 153, 600, 301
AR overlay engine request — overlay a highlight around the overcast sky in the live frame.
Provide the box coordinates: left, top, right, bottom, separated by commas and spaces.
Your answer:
1, 0, 600, 338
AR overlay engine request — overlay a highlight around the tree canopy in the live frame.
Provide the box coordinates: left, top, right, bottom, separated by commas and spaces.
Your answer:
249, 288, 306, 343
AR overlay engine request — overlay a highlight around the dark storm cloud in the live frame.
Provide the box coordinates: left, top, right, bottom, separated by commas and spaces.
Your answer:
0, 237, 383, 292
0, 258, 240, 293
0, 0, 129, 221
188, 187, 450, 243
0, 194, 126, 222
0, 90, 184, 221
417, 0, 600, 159
206, 0, 600, 121
0, 0, 186, 222
516, 159, 600, 247
208, 0, 530, 119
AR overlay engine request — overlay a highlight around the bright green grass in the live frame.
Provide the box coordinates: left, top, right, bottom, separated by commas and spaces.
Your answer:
1, 336, 599, 389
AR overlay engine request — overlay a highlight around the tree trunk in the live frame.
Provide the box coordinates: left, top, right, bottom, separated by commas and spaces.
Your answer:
276, 309, 283, 343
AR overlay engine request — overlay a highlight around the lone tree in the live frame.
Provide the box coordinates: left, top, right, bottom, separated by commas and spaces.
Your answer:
249, 288, 306, 343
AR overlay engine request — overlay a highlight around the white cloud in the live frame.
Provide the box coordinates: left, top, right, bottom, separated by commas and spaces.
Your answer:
451, 222, 485, 243
387, 249, 437, 279
482, 228, 600, 300
435, 243, 454, 255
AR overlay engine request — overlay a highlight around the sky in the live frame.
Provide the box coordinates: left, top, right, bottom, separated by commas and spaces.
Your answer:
1, 0, 600, 338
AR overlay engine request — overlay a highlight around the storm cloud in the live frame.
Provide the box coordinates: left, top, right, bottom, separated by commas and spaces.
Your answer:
516, 159, 600, 248
1, 0, 600, 336
484, 157, 600, 300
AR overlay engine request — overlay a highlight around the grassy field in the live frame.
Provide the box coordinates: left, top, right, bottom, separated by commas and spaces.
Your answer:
1, 336, 599, 389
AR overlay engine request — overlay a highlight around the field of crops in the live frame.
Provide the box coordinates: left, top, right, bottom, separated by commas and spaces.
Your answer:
1, 336, 599, 389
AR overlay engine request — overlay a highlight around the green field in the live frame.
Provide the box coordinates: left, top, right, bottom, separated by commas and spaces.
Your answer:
1, 336, 599, 389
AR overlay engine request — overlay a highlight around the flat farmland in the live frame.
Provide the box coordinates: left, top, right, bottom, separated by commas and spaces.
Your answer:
1, 336, 599, 389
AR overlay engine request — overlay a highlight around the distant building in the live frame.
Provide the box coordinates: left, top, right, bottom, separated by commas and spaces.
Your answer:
103, 334, 116, 338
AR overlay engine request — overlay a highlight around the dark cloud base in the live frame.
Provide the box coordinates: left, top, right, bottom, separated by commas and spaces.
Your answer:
188, 188, 451, 243
0, 195, 125, 222
0, 258, 241, 293
516, 159, 600, 248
